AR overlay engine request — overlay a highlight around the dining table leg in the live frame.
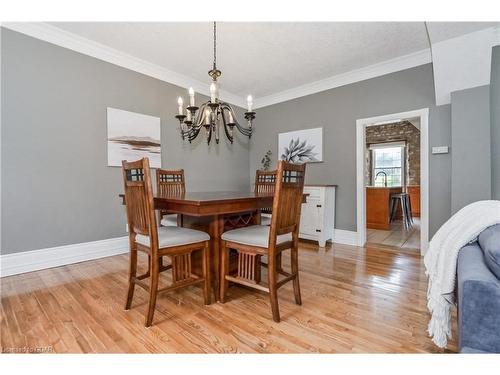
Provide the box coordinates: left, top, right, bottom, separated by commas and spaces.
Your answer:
208, 214, 224, 302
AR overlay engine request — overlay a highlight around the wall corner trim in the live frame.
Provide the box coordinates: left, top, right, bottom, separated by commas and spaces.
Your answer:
0, 236, 129, 278
333, 229, 359, 246
493, 26, 500, 46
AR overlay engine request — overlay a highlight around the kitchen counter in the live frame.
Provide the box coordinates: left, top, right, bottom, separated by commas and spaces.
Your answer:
366, 186, 402, 230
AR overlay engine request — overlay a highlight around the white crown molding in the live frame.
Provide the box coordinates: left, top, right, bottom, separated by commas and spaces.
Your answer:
253, 49, 432, 109
1, 22, 247, 108
333, 229, 359, 247
5, 22, 497, 110
0, 236, 128, 277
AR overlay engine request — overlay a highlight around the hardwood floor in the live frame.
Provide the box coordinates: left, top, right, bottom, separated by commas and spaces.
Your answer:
367, 218, 420, 250
0, 240, 456, 353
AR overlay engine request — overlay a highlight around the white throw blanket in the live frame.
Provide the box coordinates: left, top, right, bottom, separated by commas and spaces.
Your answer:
424, 200, 500, 348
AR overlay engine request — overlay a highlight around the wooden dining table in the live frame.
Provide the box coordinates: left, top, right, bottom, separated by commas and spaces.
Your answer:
120, 190, 282, 301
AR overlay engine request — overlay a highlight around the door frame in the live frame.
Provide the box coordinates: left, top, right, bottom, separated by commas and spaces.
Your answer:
356, 108, 429, 255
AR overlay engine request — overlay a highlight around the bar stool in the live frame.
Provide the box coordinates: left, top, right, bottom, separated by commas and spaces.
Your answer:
390, 193, 413, 229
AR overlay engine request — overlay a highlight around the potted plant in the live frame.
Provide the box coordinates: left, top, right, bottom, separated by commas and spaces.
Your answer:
261, 150, 272, 171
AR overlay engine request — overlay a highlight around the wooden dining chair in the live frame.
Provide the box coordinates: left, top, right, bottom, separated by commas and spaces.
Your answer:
220, 160, 306, 322
122, 158, 210, 327
255, 169, 277, 226
156, 168, 185, 227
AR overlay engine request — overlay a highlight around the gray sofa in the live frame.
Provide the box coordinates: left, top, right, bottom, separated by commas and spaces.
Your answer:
457, 224, 500, 353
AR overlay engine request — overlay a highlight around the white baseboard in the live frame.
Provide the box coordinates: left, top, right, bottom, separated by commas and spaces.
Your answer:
333, 229, 359, 246
0, 236, 129, 278
0, 230, 361, 277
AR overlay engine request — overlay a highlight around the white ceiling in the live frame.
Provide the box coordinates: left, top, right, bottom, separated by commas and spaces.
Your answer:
43, 22, 498, 104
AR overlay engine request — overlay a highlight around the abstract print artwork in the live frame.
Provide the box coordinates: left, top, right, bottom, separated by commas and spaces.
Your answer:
278, 127, 323, 163
107, 107, 161, 167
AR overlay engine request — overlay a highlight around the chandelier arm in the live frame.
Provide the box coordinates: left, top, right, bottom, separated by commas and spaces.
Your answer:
198, 102, 210, 127
207, 124, 213, 144
219, 101, 252, 136
234, 119, 252, 136
188, 127, 201, 142
215, 118, 220, 144
220, 108, 234, 143
181, 127, 195, 136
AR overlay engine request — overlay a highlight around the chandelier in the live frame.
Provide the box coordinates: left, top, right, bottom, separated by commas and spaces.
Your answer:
174, 22, 255, 145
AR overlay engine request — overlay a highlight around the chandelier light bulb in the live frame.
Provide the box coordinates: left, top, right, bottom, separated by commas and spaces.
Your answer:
247, 95, 253, 112
177, 97, 184, 115
188, 87, 195, 106
205, 108, 211, 125
210, 83, 217, 103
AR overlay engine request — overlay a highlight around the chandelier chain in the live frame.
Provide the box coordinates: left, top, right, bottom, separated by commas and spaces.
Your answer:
213, 21, 217, 69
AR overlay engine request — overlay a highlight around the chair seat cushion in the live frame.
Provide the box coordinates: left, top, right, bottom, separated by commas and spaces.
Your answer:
160, 214, 178, 227
260, 213, 272, 226
221, 225, 292, 248
136, 226, 209, 248
478, 224, 500, 279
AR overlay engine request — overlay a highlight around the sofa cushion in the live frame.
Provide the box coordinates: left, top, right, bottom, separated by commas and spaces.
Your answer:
478, 224, 500, 279
458, 243, 500, 353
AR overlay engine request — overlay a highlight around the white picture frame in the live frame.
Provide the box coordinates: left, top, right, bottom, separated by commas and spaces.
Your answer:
278, 127, 323, 163
107, 107, 161, 168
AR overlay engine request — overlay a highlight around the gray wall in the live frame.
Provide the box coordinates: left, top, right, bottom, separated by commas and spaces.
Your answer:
451, 85, 491, 213
1, 29, 250, 254
249, 64, 452, 235
491, 46, 500, 200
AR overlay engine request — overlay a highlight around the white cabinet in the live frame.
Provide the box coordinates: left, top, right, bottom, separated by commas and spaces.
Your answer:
299, 185, 336, 247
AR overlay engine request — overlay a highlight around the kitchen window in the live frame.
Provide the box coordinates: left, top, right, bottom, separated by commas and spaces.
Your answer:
370, 142, 405, 187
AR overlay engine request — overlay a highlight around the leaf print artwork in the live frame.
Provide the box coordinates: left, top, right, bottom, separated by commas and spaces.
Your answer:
280, 138, 318, 163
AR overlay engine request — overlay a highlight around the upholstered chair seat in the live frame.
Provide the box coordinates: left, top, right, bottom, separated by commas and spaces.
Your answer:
136, 226, 210, 248
160, 214, 179, 227
221, 225, 291, 248
260, 213, 272, 226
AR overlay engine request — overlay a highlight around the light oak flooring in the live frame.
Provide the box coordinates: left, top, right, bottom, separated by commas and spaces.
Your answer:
367, 218, 420, 250
0, 240, 456, 353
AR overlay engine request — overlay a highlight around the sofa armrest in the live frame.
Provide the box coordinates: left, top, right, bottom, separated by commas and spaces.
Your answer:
458, 243, 500, 353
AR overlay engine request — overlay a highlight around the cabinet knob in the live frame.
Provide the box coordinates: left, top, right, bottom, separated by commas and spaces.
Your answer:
316, 204, 322, 208
315, 229, 321, 232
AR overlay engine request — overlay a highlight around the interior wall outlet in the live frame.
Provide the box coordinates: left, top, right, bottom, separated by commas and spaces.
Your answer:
432, 146, 449, 154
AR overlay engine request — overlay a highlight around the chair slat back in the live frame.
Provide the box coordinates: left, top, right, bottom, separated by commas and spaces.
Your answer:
156, 169, 185, 222
122, 158, 157, 237
269, 161, 306, 241
156, 169, 185, 196
255, 169, 277, 214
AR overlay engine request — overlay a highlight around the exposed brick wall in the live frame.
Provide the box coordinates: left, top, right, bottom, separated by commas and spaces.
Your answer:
365, 121, 420, 186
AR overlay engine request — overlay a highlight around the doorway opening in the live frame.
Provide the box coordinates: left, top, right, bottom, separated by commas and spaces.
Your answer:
356, 109, 429, 255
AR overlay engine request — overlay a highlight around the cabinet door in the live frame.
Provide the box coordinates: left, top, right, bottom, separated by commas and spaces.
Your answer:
407, 186, 420, 217
300, 202, 320, 236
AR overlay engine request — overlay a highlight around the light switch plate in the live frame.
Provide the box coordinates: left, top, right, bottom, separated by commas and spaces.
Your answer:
432, 146, 449, 154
